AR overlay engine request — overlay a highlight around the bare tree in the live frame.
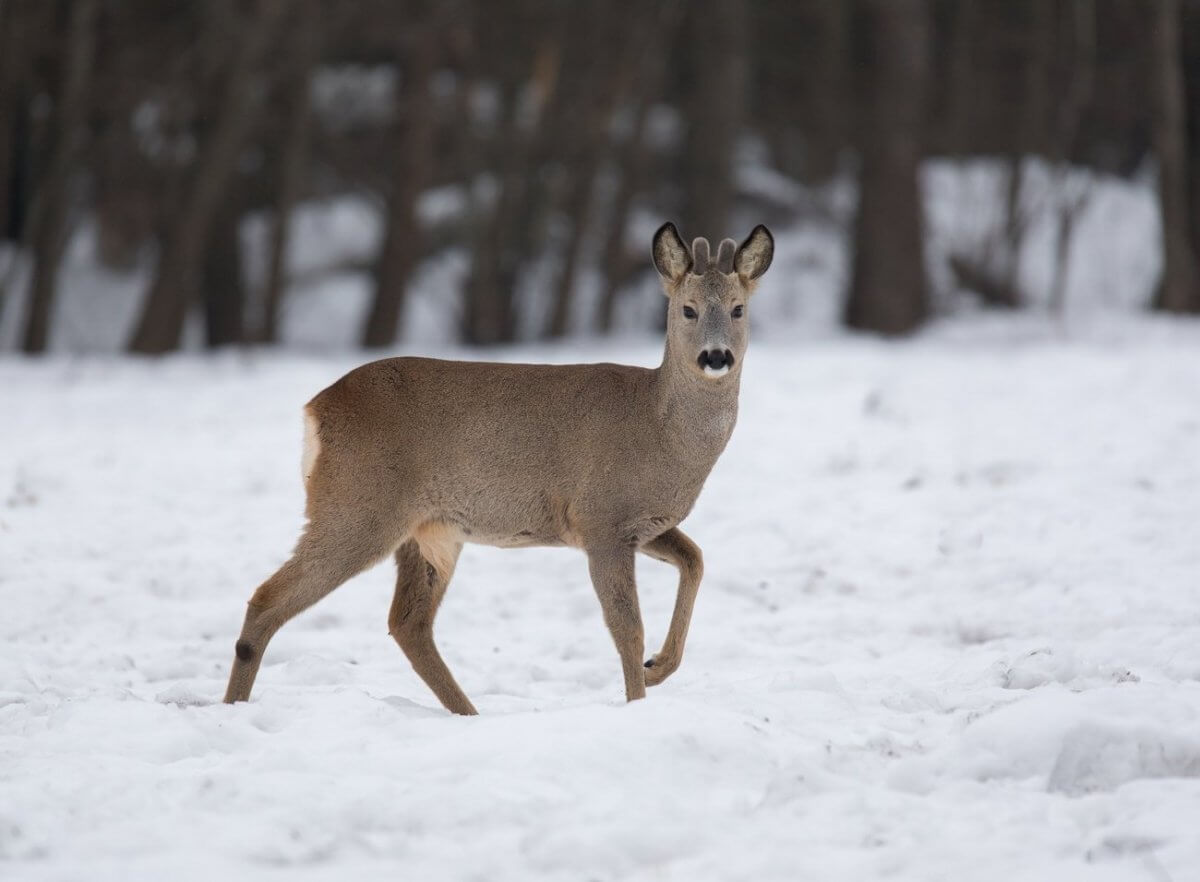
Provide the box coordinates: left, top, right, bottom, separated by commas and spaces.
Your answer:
201, 198, 247, 347
0, 0, 21, 245
542, 0, 630, 339
128, 0, 286, 354
592, 94, 656, 334
0, 0, 1186, 354
1047, 0, 1095, 316
363, 8, 439, 348
594, 0, 682, 334
259, 0, 318, 344
19, 0, 98, 353
845, 0, 930, 335
1151, 0, 1200, 313
462, 4, 565, 345
461, 80, 525, 346
682, 0, 747, 241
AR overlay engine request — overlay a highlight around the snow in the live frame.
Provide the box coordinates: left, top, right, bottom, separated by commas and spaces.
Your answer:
0, 151, 1195, 879
922, 159, 1161, 313
4, 316, 1200, 881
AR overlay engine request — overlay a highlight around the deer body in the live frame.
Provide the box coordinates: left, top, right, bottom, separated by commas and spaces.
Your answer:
307, 356, 736, 551
224, 223, 773, 713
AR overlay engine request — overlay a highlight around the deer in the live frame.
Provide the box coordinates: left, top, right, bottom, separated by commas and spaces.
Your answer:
223, 222, 774, 713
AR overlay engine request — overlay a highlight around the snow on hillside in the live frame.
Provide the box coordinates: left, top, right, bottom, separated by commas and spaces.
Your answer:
3, 318, 1200, 881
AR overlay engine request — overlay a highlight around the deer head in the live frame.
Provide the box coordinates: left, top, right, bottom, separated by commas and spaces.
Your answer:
652, 222, 774, 379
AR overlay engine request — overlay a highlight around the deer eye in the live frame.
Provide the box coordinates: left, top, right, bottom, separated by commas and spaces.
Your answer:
731, 305, 744, 319
682, 306, 698, 320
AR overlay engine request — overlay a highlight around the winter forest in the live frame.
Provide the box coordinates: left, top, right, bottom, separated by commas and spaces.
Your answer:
2, 0, 1200, 350
4, 2, 1200, 882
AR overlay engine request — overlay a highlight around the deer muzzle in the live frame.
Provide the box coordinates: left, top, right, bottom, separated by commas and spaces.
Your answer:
697, 348, 735, 377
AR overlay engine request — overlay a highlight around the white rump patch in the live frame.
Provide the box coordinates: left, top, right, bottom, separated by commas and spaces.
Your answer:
301, 408, 321, 486
702, 364, 730, 378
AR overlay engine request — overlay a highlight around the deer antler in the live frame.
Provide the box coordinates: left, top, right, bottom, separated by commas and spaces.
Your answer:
691, 237, 711, 275
715, 238, 737, 274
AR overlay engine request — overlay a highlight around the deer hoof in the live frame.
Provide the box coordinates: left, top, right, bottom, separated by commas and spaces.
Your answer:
643, 654, 678, 687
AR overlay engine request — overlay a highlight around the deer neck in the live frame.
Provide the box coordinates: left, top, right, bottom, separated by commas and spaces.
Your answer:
652, 338, 741, 458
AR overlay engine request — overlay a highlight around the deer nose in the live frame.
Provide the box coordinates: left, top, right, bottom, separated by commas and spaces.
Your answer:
697, 349, 734, 371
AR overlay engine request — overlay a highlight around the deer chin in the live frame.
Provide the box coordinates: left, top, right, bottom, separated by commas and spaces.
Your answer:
701, 364, 730, 379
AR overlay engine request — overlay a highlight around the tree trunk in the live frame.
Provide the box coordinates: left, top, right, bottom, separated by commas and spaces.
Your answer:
1151, 0, 1200, 313
94, 140, 153, 271
1047, 0, 1094, 316
462, 83, 525, 345
593, 2, 681, 334
462, 17, 565, 346
997, 155, 1026, 307
22, 186, 69, 353
682, 0, 746, 239
845, 0, 930, 335
20, 0, 98, 353
201, 200, 246, 347
542, 1, 632, 339
542, 145, 599, 339
260, 0, 317, 344
363, 19, 437, 348
594, 95, 654, 334
1000, 2, 1054, 308
808, 0, 850, 181
0, 0, 20, 243
128, 0, 286, 354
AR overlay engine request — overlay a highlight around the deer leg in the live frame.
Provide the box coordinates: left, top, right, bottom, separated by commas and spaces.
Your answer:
586, 545, 646, 702
388, 536, 476, 715
224, 519, 400, 704
638, 527, 704, 687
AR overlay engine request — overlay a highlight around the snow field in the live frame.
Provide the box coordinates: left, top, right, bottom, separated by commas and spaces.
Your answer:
3, 323, 1200, 880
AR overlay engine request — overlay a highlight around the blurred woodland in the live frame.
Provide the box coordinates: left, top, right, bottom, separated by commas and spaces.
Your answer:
2, 0, 1200, 354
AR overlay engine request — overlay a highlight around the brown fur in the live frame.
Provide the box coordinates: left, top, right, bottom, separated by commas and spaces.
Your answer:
223, 222, 774, 712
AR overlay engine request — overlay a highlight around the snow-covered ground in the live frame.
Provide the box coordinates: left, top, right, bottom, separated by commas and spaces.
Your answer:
3, 316, 1200, 881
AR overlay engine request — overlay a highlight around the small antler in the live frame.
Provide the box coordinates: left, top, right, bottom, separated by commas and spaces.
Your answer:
715, 239, 737, 274
691, 238, 711, 275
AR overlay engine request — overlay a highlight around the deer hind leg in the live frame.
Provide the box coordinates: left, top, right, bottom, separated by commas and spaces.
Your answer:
639, 527, 703, 687
387, 530, 476, 716
586, 545, 647, 702
223, 516, 401, 704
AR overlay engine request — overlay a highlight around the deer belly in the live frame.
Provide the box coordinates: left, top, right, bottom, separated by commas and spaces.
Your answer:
435, 494, 582, 549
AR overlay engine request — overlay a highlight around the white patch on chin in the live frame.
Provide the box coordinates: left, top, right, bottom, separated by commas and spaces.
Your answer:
702, 364, 730, 378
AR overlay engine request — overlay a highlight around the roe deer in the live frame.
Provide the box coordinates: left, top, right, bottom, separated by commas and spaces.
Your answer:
223, 222, 774, 713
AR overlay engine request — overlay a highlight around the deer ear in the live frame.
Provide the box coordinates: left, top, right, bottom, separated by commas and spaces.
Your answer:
652, 222, 691, 284
734, 224, 774, 281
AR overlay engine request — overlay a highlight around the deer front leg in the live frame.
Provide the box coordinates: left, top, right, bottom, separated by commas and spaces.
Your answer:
586, 545, 646, 702
639, 527, 703, 687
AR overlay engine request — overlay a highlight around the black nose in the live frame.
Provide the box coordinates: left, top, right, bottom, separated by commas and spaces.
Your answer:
697, 349, 735, 370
